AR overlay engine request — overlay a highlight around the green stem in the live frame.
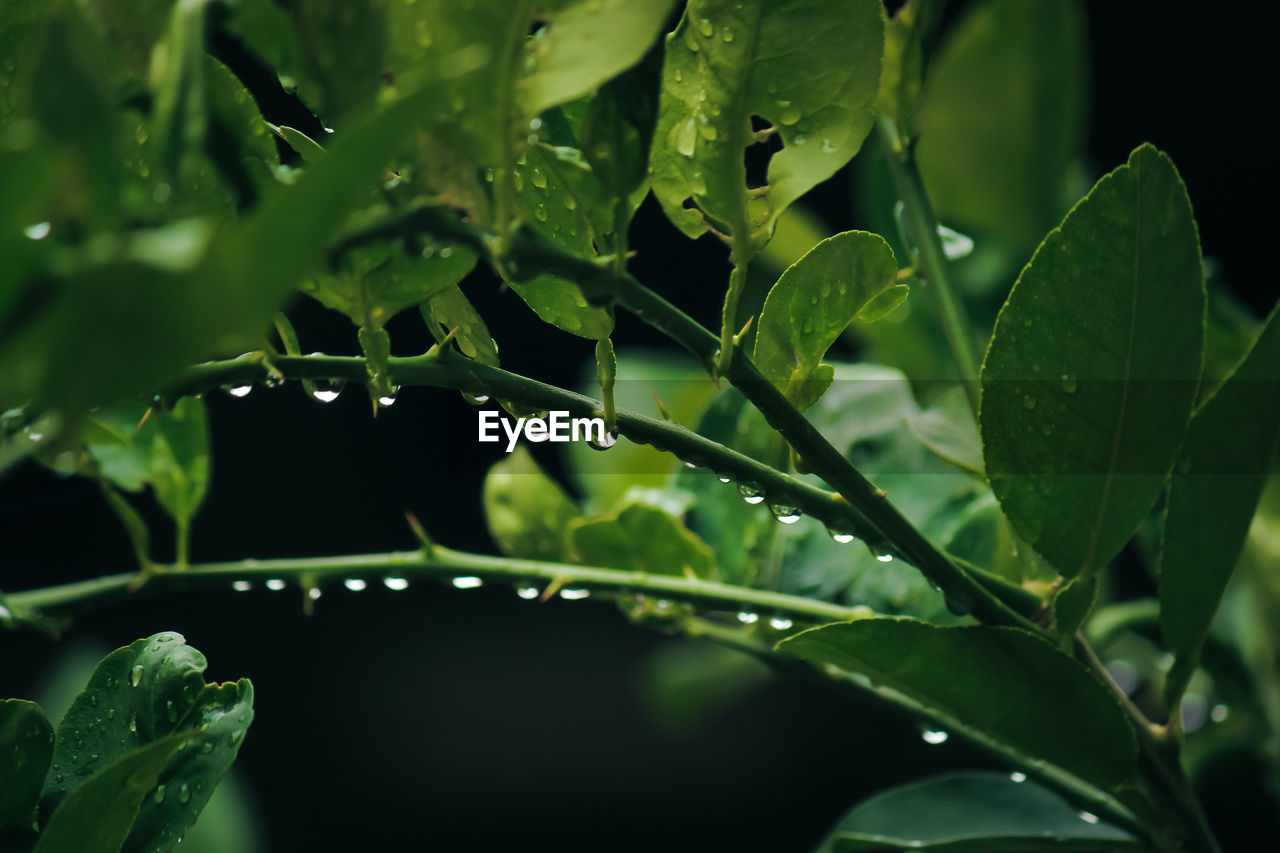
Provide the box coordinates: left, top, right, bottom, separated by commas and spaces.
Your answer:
162, 352, 1043, 621
877, 119, 982, 415
5, 548, 865, 626
175, 520, 190, 568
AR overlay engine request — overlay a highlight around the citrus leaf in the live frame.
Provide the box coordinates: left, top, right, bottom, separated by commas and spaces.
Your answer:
34, 733, 195, 853
568, 502, 716, 578
752, 231, 899, 411
916, 0, 1086, 248
0, 700, 53, 829
483, 447, 582, 562
815, 772, 1140, 852
1160, 305, 1280, 669
778, 619, 1137, 790
519, 0, 677, 117
422, 286, 499, 366
980, 144, 1205, 579
649, 0, 883, 246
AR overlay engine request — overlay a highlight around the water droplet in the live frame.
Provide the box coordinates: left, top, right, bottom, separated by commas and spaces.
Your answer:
533, 204, 548, 222
588, 430, 619, 451
827, 528, 856, 545
1022, 395, 1037, 410
528, 117, 543, 132
768, 616, 794, 630
516, 585, 539, 600
564, 195, 577, 211
820, 138, 836, 154
265, 579, 286, 591
23, 221, 50, 240
1210, 704, 1229, 723
230, 729, 243, 745
737, 611, 759, 624
738, 483, 765, 505
1010, 772, 1027, 783
154, 785, 166, 804
226, 385, 252, 398
384, 577, 409, 591
129, 715, 137, 733
698, 17, 714, 37
106, 708, 116, 719
310, 378, 345, 403
716, 473, 733, 484
921, 729, 948, 745
307, 587, 322, 601
721, 27, 734, 42
531, 168, 547, 189
560, 588, 591, 601
1060, 374, 1078, 394
1078, 811, 1099, 825
793, 134, 808, 146
876, 553, 894, 563
377, 389, 398, 407
166, 699, 177, 723
177, 784, 191, 804
770, 504, 801, 524
684, 461, 698, 469
232, 580, 252, 592
201, 742, 213, 754
676, 117, 697, 157
451, 576, 483, 589
776, 100, 801, 125
130, 665, 144, 687
343, 578, 367, 592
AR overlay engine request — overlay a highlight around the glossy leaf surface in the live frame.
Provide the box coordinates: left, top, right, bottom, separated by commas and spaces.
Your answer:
0, 700, 53, 830
753, 232, 901, 410
1160, 306, 1280, 664
980, 144, 1204, 578
779, 620, 1136, 790
650, 0, 883, 246
815, 772, 1139, 852
569, 502, 716, 578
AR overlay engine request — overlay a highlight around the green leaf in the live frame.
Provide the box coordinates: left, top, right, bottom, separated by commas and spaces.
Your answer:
34, 733, 196, 853
271, 125, 326, 164
1160, 305, 1280, 668
814, 772, 1140, 852
875, 0, 944, 137
421, 286, 499, 366
907, 387, 983, 476
483, 447, 582, 562
649, 0, 883, 246
149, 0, 212, 177
519, 0, 677, 117
120, 680, 255, 853
752, 231, 900, 411
779, 620, 1137, 790
915, 0, 1087, 248
508, 144, 615, 338
292, 0, 386, 123
147, 396, 211, 529
0, 700, 53, 829
568, 502, 715, 577
980, 144, 1205, 579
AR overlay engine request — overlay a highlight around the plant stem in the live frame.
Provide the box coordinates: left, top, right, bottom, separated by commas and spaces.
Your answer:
162, 353, 1043, 620
876, 120, 982, 415
4, 548, 865, 626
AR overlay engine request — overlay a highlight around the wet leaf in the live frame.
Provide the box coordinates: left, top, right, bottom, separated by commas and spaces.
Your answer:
980, 144, 1205, 579
569, 502, 716, 577
483, 447, 581, 562
814, 772, 1140, 852
779, 620, 1137, 790
1160, 305, 1280, 671
422, 286, 499, 366
650, 0, 883, 247
753, 231, 900, 411
0, 700, 53, 830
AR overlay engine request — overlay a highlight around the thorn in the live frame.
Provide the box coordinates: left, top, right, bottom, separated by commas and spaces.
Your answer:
405, 512, 437, 559
732, 315, 754, 345
136, 407, 154, 430
896, 266, 916, 281
427, 326, 461, 359
539, 575, 568, 602
874, 488, 887, 499
682, 565, 697, 580
652, 392, 673, 422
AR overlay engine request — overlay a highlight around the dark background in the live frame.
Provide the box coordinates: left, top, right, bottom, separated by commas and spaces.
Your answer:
2, 3, 1275, 850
